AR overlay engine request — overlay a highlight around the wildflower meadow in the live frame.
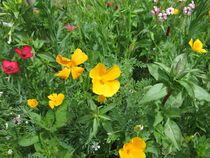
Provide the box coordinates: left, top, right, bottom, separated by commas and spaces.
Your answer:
0, 0, 210, 157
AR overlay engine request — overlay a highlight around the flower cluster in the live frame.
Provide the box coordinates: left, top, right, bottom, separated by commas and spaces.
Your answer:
150, 0, 196, 22
119, 137, 146, 158
1, 46, 34, 74
183, 1, 195, 16
27, 93, 65, 109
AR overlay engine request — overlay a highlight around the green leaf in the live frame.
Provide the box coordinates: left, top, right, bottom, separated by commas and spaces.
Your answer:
178, 80, 194, 98
164, 119, 183, 150
55, 102, 69, 128
38, 53, 55, 62
193, 84, 210, 102
139, 83, 167, 104
153, 112, 163, 127
148, 64, 159, 80
100, 103, 116, 114
18, 134, 39, 147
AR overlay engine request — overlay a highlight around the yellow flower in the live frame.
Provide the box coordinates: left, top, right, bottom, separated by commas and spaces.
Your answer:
174, 9, 179, 15
119, 137, 146, 158
27, 99, 38, 108
189, 38, 207, 53
208, 11, 210, 17
98, 95, 106, 103
48, 93, 65, 109
56, 49, 88, 80
89, 63, 121, 97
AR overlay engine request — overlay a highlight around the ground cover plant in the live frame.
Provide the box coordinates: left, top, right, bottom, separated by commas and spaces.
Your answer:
0, 0, 210, 157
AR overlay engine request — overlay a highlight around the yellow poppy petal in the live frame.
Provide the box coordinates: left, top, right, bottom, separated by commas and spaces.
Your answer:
119, 148, 129, 158
102, 65, 121, 80
49, 100, 55, 109
55, 68, 71, 80
55, 93, 65, 106
92, 79, 120, 97
71, 66, 84, 80
48, 93, 58, 100
189, 38, 193, 48
193, 39, 203, 50
56, 55, 72, 67
199, 49, 207, 53
89, 63, 107, 79
129, 150, 146, 158
71, 49, 88, 66
130, 137, 146, 151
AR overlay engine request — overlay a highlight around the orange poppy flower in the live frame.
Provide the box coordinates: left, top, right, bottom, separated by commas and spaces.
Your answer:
55, 49, 88, 80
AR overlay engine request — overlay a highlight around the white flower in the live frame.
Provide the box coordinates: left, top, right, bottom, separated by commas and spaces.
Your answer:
166, 7, 175, 15
8, 149, 13, 155
188, 1, 195, 9
91, 142, 100, 151
5, 123, 8, 129
0, 92, 3, 97
183, 7, 192, 16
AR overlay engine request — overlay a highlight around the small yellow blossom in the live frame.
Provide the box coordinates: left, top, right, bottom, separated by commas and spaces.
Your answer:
119, 137, 146, 158
208, 11, 210, 16
89, 63, 121, 97
189, 38, 207, 53
48, 93, 65, 109
174, 9, 179, 15
27, 99, 38, 108
56, 49, 88, 80
98, 95, 106, 103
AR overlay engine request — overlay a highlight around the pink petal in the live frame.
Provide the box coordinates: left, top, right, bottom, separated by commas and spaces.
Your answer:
14, 48, 22, 55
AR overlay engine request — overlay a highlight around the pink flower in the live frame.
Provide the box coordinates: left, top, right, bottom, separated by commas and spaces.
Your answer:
14, 46, 34, 59
183, 7, 192, 16
150, 6, 160, 15
166, 7, 174, 15
2, 60, 20, 74
64, 24, 78, 31
153, 0, 159, 2
188, 1, 195, 9
158, 12, 167, 22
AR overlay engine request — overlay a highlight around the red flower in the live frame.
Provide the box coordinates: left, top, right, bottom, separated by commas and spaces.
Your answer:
64, 24, 78, 31
2, 60, 20, 74
14, 46, 34, 59
106, 2, 112, 7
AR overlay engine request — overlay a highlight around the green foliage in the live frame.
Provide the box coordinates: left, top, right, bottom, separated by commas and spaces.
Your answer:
0, 0, 209, 157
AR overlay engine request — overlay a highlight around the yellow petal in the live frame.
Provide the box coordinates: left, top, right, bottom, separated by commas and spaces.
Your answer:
102, 65, 121, 80
56, 55, 72, 67
189, 38, 193, 48
49, 100, 55, 109
48, 93, 58, 100
55, 68, 71, 80
89, 63, 107, 79
55, 93, 65, 106
130, 137, 146, 151
27, 99, 38, 108
173, 9, 179, 15
119, 148, 129, 158
71, 49, 88, 66
129, 150, 146, 158
199, 49, 207, 53
193, 39, 203, 50
71, 66, 84, 80
92, 79, 120, 97
98, 95, 106, 102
